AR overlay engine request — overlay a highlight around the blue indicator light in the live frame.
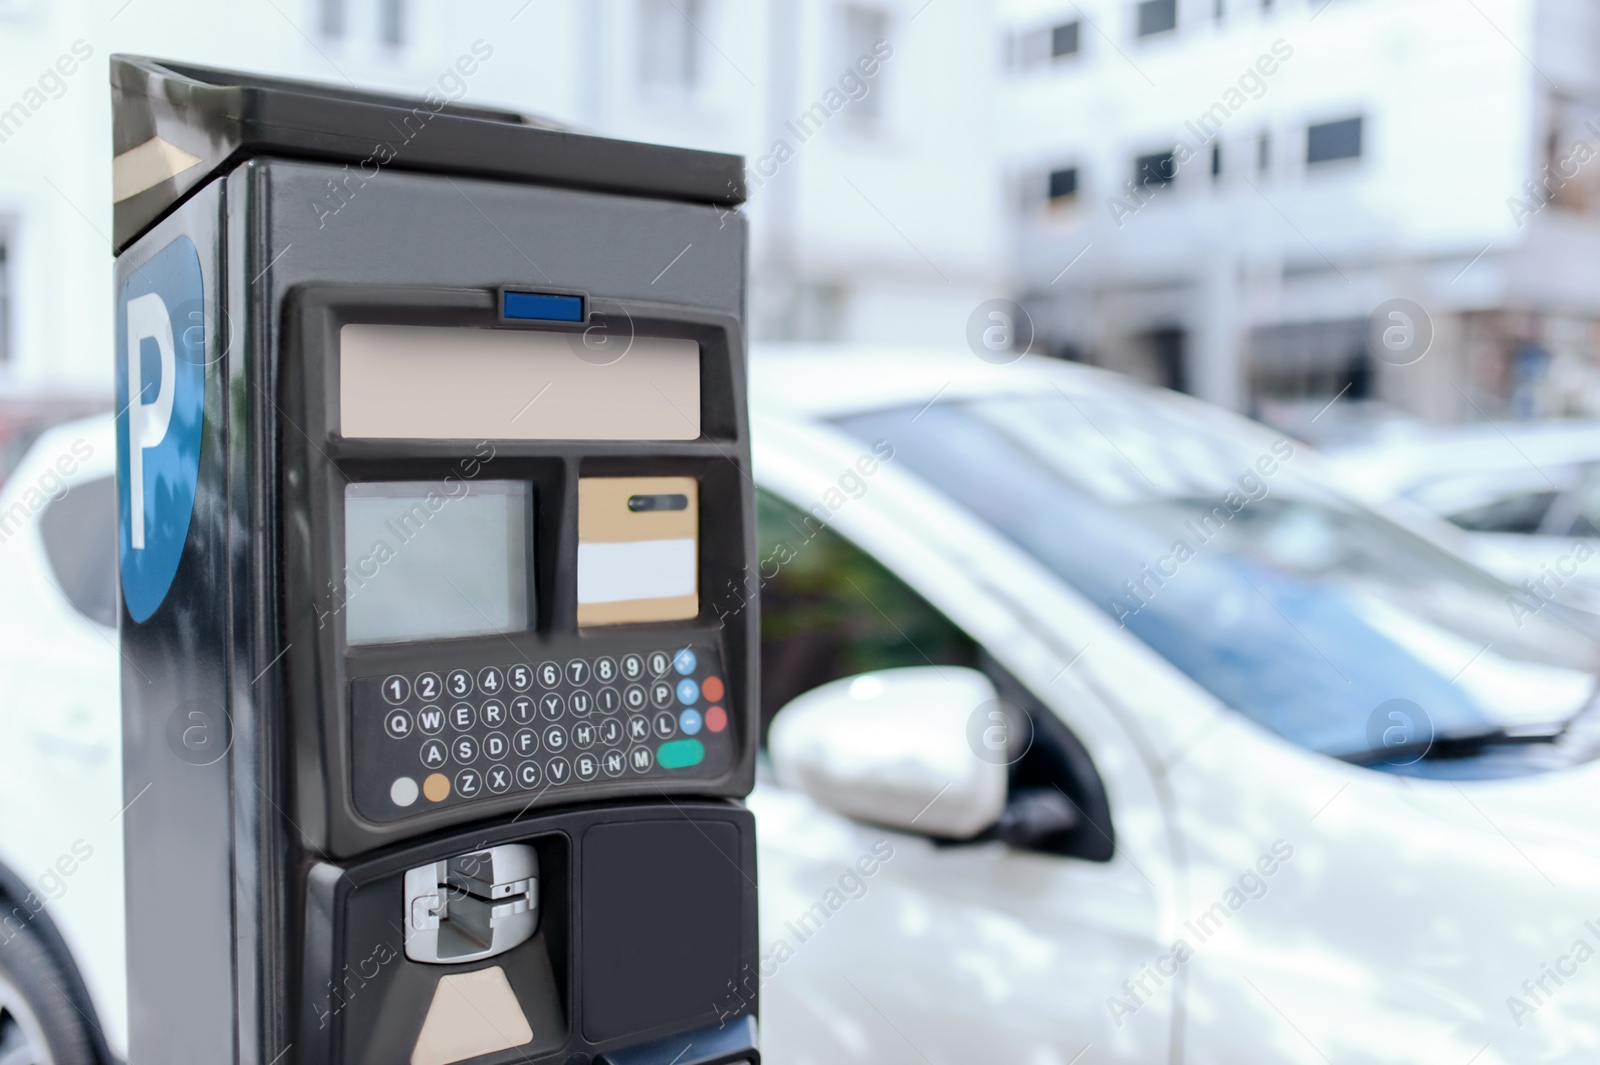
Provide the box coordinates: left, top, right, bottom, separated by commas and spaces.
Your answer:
673, 648, 697, 675
502, 291, 584, 322
676, 678, 700, 705
680, 709, 703, 736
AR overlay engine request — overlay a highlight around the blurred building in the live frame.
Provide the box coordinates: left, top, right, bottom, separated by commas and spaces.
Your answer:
0, 0, 1006, 398
999, 0, 1600, 437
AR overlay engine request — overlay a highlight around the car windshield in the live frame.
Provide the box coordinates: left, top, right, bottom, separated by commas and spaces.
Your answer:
838, 389, 1600, 766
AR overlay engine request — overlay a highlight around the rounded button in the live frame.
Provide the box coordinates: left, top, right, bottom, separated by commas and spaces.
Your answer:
621, 654, 645, 681
566, 659, 590, 686
384, 709, 413, 739
417, 706, 446, 735
673, 648, 697, 675
543, 725, 568, 753
507, 663, 534, 692
539, 692, 565, 720
484, 732, 510, 761
537, 661, 561, 689
594, 656, 618, 684
381, 675, 411, 705
596, 687, 621, 714
600, 718, 624, 746
513, 728, 539, 758
702, 676, 725, 703
450, 703, 476, 731
481, 700, 507, 728
626, 715, 651, 743
573, 721, 597, 749
629, 745, 655, 773
452, 736, 478, 765
455, 768, 482, 797
423, 772, 451, 802
624, 685, 648, 712
510, 696, 535, 724
477, 667, 504, 695
414, 672, 443, 702
546, 756, 571, 785
602, 749, 627, 777
516, 761, 541, 789
575, 752, 600, 781
654, 712, 677, 739
446, 670, 473, 698
680, 709, 703, 736
419, 739, 448, 770
705, 705, 728, 733
650, 681, 674, 709
676, 678, 700, 705
647, 650, 671, 678
486, 764, 513, 794
390, 777, 419, 807
569, 691, 593, 718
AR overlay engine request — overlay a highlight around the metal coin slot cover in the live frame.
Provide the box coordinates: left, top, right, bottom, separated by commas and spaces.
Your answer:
403, 844, 539, 964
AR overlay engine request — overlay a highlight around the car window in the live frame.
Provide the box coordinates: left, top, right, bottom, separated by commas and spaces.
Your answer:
836, 395, 1600, 772
38, 475, 117, 628
755, 489, 979, 741
1445, 490, 1560, 534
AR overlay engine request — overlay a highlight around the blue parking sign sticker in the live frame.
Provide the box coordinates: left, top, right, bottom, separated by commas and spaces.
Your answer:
116, 236, 206, 623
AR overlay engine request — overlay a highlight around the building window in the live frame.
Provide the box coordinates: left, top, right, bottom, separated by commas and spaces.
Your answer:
1051, 21, 1081, 58
1136, 0, 1177, 38
639, 0, 703, 93
839, 5, 890, 121
1135, 150, 1177, 189
1307, 116, 1364, 165
318, 0, 345, 39
0, 232, 10, 366
378, 0, 405, 47
1048, 167, 1079, 203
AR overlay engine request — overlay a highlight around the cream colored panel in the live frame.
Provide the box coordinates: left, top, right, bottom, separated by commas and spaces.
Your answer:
410, 966, 533, 1065
340, 325, 700, 440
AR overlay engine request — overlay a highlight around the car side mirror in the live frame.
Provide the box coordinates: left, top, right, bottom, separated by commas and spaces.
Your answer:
767, 667, 1007, 839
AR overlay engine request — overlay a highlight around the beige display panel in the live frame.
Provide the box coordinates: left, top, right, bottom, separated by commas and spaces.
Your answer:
577, 476, 698, 626
340, 325, 700, 440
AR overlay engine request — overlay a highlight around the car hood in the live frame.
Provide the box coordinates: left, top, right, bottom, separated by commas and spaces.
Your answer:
1173, 732, 1600, 1063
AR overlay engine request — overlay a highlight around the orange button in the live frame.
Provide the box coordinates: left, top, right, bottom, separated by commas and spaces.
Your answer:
702, 676, 725, 702
705, 705, 727, 733
422, 772, 451, 802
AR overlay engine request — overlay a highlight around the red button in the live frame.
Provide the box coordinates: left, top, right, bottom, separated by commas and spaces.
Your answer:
702, 676, 725, 702
705, 705, 727, 733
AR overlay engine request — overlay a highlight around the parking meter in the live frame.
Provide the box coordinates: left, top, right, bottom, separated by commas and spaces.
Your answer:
111, 56, 758, 1065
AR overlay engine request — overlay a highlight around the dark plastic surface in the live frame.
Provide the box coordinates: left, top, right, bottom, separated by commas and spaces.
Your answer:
109, 55, 746, 253
300, 802, 757, 1064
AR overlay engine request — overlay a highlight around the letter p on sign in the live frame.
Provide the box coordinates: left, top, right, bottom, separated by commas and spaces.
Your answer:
125, 293, 175, 549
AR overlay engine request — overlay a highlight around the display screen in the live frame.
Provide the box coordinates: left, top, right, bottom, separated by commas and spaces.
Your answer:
343, 480, 532, 646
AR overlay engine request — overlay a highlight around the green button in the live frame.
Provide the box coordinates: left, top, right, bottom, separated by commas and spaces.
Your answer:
657, 738, 705, 769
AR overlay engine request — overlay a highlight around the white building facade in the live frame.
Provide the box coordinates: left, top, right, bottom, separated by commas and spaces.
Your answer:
0, 0, 1007, 396
998, 0, 1600, 432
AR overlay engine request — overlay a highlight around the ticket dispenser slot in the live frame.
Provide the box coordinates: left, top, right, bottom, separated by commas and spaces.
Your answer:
113, 56, 758, 1065
404, 844, 539, 964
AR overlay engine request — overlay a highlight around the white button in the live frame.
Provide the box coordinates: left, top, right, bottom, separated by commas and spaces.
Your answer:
508, 664, 533, 691
595, 657, 618, 683
621, 654, 644, 680
390, 777, 419, 807
538, 661, 561, 689
384, 710, 413, 739
382, 676, 411, 705
447, 670, 473, 697
414, 673, 441, 702
629, 746, 655, 773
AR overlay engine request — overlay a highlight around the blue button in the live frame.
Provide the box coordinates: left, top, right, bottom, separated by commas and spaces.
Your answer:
502, 291, 584, 322
676, 678, 700, 705
680, 709, 703, 735
673, 648, 697, 675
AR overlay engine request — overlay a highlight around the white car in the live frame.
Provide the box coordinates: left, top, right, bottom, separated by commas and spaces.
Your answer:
1328, 421, 1600, 615
5, 351, 1600, 1064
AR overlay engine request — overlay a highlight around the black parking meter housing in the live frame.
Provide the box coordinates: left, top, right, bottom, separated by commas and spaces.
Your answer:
112, 55, 759, 1065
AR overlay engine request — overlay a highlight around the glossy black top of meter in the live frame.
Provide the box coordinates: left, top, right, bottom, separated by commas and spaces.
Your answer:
109, 54, 747, 253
